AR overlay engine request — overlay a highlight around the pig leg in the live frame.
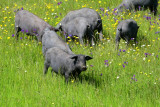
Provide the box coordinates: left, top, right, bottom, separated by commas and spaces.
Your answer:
134, 37, 137, 47
149, 5, 157, 16
65, 72, 70, 83
79, 34, 84, 45
153, 7, 158, 16
51, 69, 55, 77
43, 61, 50, 75
51, 69, 58, 77
15, 26, 21, 40
115, 32, 121, 50
37, 35, 42, 43
99, 30, 103, 41
153, 4, 157, 16
72, 71, 79, 80
64, 33, 68, 42
97, 22, 103, 41
87, 27, 95, 46
88, 32, 95, 46
149, 6, 154, 15
125, 37, 130, 49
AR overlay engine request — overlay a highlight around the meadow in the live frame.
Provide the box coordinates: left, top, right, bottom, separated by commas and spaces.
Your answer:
0, 0, 160, 106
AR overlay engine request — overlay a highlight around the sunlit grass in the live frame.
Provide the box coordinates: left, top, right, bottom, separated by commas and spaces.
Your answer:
0, 0, 160, 106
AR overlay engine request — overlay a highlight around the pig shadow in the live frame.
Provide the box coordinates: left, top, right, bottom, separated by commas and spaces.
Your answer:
128, 31, 150, 48
136, 31, 150, 48
77, 73, 102, 88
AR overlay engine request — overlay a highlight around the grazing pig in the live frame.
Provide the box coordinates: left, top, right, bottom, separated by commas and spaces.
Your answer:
117, 0, 158, 15
44, 47, 93, 83
115, 19, 139, 49
55, 8, 103, 41
14, 9, 57, 42
42, 28, 73, 55
60, 17, 95, 46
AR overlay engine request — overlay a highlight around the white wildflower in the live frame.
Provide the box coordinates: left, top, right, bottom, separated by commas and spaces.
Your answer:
141, 45, 145, 47
117, 76, 119, 79
143, 57, 146, 61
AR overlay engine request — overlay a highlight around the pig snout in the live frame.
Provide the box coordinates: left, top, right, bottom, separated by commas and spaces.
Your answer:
82, 66, 87, 71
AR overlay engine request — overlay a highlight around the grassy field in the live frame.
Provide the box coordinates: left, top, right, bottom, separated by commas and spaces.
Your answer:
0, 0, 160, 106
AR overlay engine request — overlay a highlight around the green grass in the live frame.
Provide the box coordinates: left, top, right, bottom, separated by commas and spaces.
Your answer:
0, 0, 160, 106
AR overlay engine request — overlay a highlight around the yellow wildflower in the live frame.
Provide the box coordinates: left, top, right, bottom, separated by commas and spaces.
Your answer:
82, 4, 86, 8
4, 17, 7, 20
7, 37, 10, 39
71, 80, 74, 83
38, 42, 42, 45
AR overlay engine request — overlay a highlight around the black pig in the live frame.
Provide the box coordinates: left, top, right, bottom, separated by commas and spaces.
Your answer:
44, 47, 92, 83
42, 28, 73, 55
117, 0, 158, 15
115, 19, 139, 49
55, 8, 103, 42
15, 9, 57, 42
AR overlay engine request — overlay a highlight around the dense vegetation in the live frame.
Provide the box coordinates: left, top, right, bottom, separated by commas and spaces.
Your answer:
0, 0, 160, 106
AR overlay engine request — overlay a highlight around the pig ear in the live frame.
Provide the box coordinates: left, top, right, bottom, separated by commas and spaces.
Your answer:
85, 56, 93, 61
118, 28, 122, 32
70, 55, 78, 60
137, 26, 140, 29
59, 24, 63, 31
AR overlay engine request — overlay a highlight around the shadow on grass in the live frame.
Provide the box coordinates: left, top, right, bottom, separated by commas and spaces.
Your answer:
128, 32, 150, 48
77, 73, 103, 88
136, 32, 150, 47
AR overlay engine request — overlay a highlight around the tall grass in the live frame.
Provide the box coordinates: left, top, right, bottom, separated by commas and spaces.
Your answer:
0, 0, 160, 106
